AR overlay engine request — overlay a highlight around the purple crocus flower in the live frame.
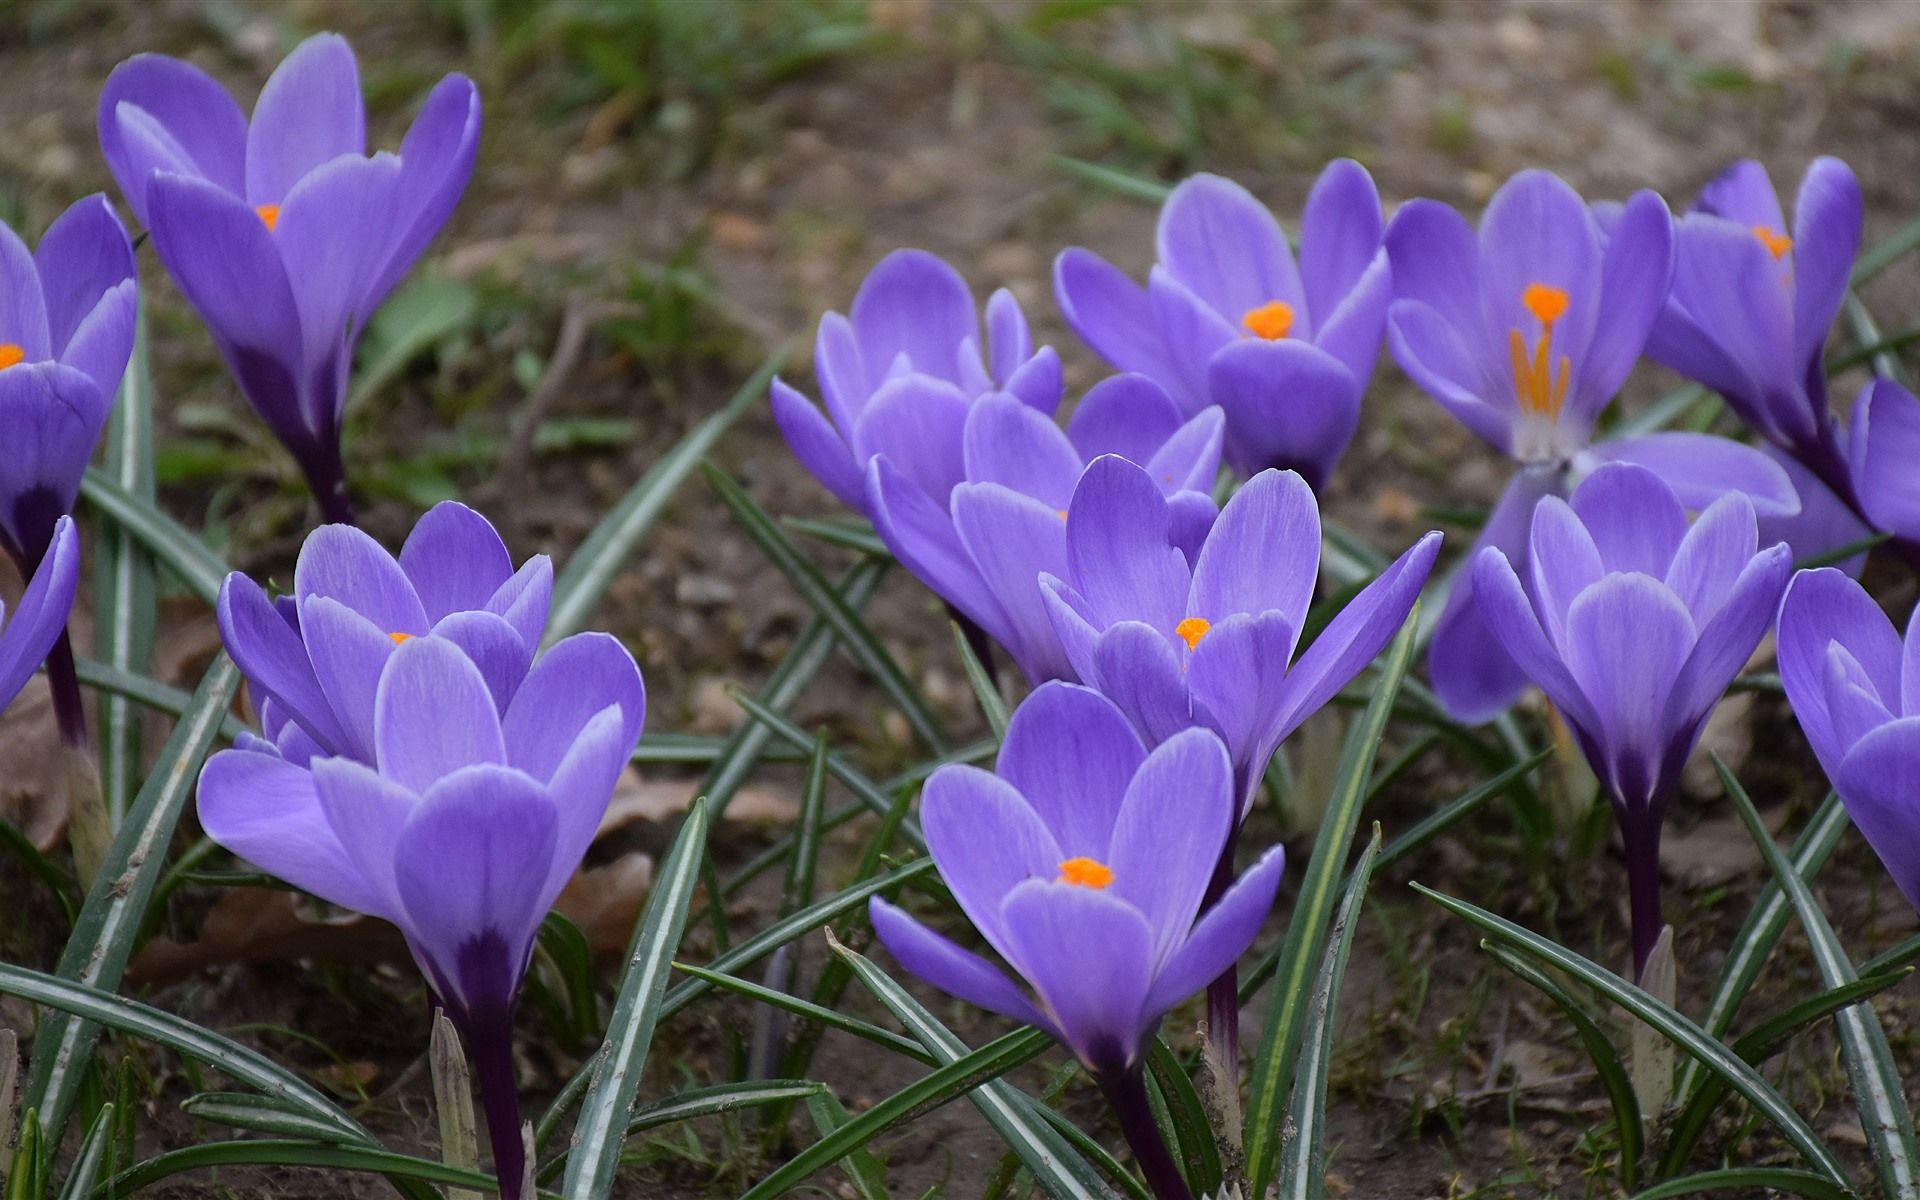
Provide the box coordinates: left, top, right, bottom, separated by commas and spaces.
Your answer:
216, 501, 552, 767
1385, 168, 1796, 722
1778, 567, 1920, 910
0, 517, 82, 715
1042, 456, 1441, 806
1845, 378, 1920, 546
871, 682, 1282, 1200
1473, 462, 1791, 976
866, 375, 1223, 683
769, 249, 1062, 514
199, 633, 643, 1199
1055, 161, 1390, 487
99, 34, 482, 524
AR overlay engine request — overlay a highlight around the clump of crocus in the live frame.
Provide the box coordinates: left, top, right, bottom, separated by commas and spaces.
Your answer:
1040, 455, 1436, 1055
0, 517, 82, 716
770, 249, 1063, 514
1385, 168, 1796, 723
99, 33, 481, 524
1473, 462, 1791, 977
199, 568, 642, 1197
866, 376, 1223, 683
1055, 161, 1390, 487
216, 501, 552, 766
871, 683, 1282, 1200
0, 196, 137, 746
1778, 567, 1920, 910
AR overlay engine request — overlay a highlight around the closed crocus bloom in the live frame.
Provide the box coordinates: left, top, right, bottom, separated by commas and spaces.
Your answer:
1846, 378, 1920, 544
769, 249, 1063, 513
0, 517, 82, 714
1473, 462, 1791, 976
871, 683, 1281, 1200
198, 634, 642, 1199
0, 196, 137, 569
1042, 455, 1441, 805
216, 502, 553, 766
99, 34, 482, 524
1386, 169, 1795, 723
866, 376, 1223, 684
1778, 568, 1920, 909
1055, 161, 1389, 487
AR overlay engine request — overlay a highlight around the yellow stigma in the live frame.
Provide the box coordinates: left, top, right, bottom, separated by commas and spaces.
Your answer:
1751, 224, 1792, 260
255, 204, 280, 232
1176, 616, 1211, 650
0, 344, 23, 371
1241, 300, 1295, 341
389, 632, 413, 645
1056, 856, 1114, 889
1508, 282, 1572, 420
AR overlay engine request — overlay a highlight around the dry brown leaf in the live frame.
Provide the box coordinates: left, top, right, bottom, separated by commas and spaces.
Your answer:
555, 852, 655, 956
0, 683, 66, 849
129, 888, 409, 987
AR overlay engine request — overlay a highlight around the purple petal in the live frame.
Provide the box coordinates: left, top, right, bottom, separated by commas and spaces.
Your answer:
1791, 158, 1862, 377
920, 764, 1063, 956
501, 630, 645, 782
1299, 159, 1383, 324
851, 374, 972, 505
1664, 543, 1789, 744
274, 151, 405, 372
1562, 572, 1697, 803
1849, 379, 1920, 538
1109, 727, 1233, 967
1477, 171, 1602, 380
869, 898, 1053, 1034
985, 288, 1033, 386
1383, 199, 1485, 352
374, 636, 507, 792
1576, 190, 1672, 420
1185, 611, 1296, 786
370, 73, 482, 305
1697, 160, 1787, 230
1666, 216, 1801, 439
1762, 447, 1870, 575
397, 501, 515, 623
1568, 462, 1689, 576
951, 482, 1073, 683
246, 34, 366, 206
1053, 248, 1181, 395
0, 363, 111, 542
36, 194, 136, 362
1189, 466, 1320, 628
484, 556, 553, 650
1778, 567, 1900, 774
539, 704, 630, 902
1591, 432, 1798, 519
299, 595, 396, 763
1146, 409, 1226, 496
1039, 578, 1101, 682
865, 457, 1012, 646
0, 517, 79, 708
1469, 548, 1605, 747
962, 392, 1084, 511
1662, 492, 1760, 621
1147, 267, 1238, 406
1205, 338, 1362, 484
999, 879, 1155, 1070
1062, 455, 1188, 634
1142, 844, 1283, 1019
1386, 299, 1510, 452
1311, 248, 1391, 387
849, 250, 978, 387
98, 54, 248, 223
0, 223, 49, 361
197, 743, 385, 917
1156, 174, 1304, 331
1066, 373, 1183, 466
769, 377, 863, 509
295, 524, 429, 637
310, 755, 415, 916
217, 572, 349, 755
1088, 621, 1195, 746
1003, 346, 1064, 414
430, 611, 534, 713
1167, 490, 1219, 567
998, 681, 1148, 854
1526, 497, 1604, 645
56, 278, 136, 410
1834, 718, 1920, 911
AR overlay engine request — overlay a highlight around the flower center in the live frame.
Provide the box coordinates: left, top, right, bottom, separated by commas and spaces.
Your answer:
1056, 856, 1114, 889
256, 204, 281, 232
1508, 282, 1571, 420
1751, 224, 1792, 260
1241, 300, 1294, 341
0, 344, 23, 371
1176, 616, 1211, 650
389, 632, 413, 645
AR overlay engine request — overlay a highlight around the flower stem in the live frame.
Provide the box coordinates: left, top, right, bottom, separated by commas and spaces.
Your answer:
461, 1011, 526, 1200
1098, 1066, 1195, 1200
297, 442, 357, 527
44, 629, 89, 751
1618, 809, 1664, 982
1201, 823, 1241, 1074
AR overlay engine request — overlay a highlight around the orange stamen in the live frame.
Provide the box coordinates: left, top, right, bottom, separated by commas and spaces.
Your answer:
0, 344, 23, 371
1751, 224, 1792, 260
389, 632, 413, 645
1056, 857, 1114, 889
1509, 283, 1572, 420
1176, 616, 1211, 650
1241, 300, 1295, 341
256, 204, 280, 232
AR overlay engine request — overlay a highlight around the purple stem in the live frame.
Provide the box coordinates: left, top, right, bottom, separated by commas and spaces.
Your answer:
297, 440, 357, 527
1098, 1066, 1195, 1200
1200, 822, 1241, 1075
1618, 810, 1664, 983
44, 629, 90, 751
463, 1009, 526, 1200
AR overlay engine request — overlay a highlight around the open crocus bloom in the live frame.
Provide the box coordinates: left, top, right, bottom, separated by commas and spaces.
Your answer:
1055, 161, 1389, 487
1386, 168, 1795, 723
0, 516, 81, 713
0, 197, 136, 568
1041, 456, 1440, 804
870, 683, 1283, 1076
1473, 462, 1791, 974
769, 249, 1062, 514
1778, 567, 1920, 911
99, 33, 481, 523
866, 376, 1223, 684
216, 502, 555, 766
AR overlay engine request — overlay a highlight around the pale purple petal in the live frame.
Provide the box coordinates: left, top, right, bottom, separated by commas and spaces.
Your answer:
1592, 432, 1798, 518
0, 517, 78, 708
397, 501, 514, 622
851, 374, 971, 504
999, 880, 1155, 1070
1053, 248, 1182, 395
1311, 248, 1390, 386
1088, 621, 1194, 746
1477, 171, 1602, 379
848, 250, 978, 386
951, 482, 1072, 682
770, 377, 865, 510
1562, 573, 1696, 803
1147, 267, 1238, 404
1062, 455, 1188, 633
1696, 160, 1787, 231
869, 898, 1054, 1034
984, 288, 1032, 385
866, 457, 1012, 646
1003, 345, 1064, 413
1383, 199, 1485, 349
1662, 492, 1760, 621
310, 755, 414, 916
920, 764, 1063, 957
1526, 497, 1604, 645
1791, 158, 1862, 377
295, 524, 429, 636
299, 595, 396, 763
1185, 612, 1296, 786
197, 744, 386, 917
1849, 379, 1920, 538
1777, 567, 1900, 774
36, 194, 136, 361
0, 364, 112, 547
1108, 727, 1233, 967
217, 572, 349, 755
962, 392, 1083, 511
430, 611, 534, 713
1386, 299, 1511, 452
539, 705, 630, 903
1299, 159, 1382, 323
1141, 845, 1284, 1020
245, 33, 366, 206
1188, 466, 1320, 629
374, 636, 507, 792
997, 681, 1148, 855
1156, 174, 1304, 328
1065, 373, 1183, 466
484, 556, 553, 650
1145, 409, 1226, 496
0, 223, 49, 361
1663, 543, 1789, 743
370, 73, 481, 305
1205, 338, 1361, 484
99, 53, 248, 223
1834, 719, 1920, 911
501, 630, 644, 782
273, 151, 404, 374
1763, 447, 1870, 574
1576, 190, 1672, 419
1568, 462, 1688, 577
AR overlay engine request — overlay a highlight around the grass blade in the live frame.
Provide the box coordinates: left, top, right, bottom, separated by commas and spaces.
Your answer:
93, 305, 155, 826
1243, 608, 1419, 1197
1376, 749, 1550, 872
55, 1105, 114, 1200
73, 657, 247, 739
1415, 885, 1854, 1192
561, 798, 710, 1198
92, 1140, 507, 1198
1146, 1038, 1220, 1198
1276, 826, 1383, 1200
1628, 1167, 1854, 1200
702, 462, 947, 752
545, 346, 785, 644
631, 1079, 824, 1135
78, 468, 228, 605
670, 964, 933, 1064
181, 1092, 366, 1143
727, 686, 927, 850
23, 653, 241, 1140
805, 1089, 890, 1200
1716, 759, 1919, 1199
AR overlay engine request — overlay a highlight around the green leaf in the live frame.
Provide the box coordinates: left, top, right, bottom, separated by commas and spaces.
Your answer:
783, 515, 889, 558
561, 798, 710, 1199
181, 1092, 364, 1143
670, 963, 934, 1064
1716, 758, 1918, 1199
1414, 885, 1854, 1191
93, 303, 155, 826
91, 1140, 510, 1199
726, 686, 928, 850
1050, 154, 1173, 202
24, 654, 241, 1141
703, 462, 947, 753
79, 468, 229, 605
630, 1079, 824, 1135
348, 275, 478, 413
951, 621, 1009, 740
1146, 1038, 1220, 1198
805, 1089, 890, 1200
1276, 826, 1383, 1200
1627, 1167, 1854, 1200
1375, 749, 1551, 872
55, 1105, 114, 1200
1244, 607, 1419, 1197
546, 347, 786, 644
1482, 942, 1642, 1189
73, 657, 248, 740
